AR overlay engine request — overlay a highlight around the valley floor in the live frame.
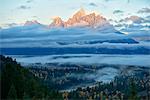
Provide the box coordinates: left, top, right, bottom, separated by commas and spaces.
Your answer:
1, 55, 150, 99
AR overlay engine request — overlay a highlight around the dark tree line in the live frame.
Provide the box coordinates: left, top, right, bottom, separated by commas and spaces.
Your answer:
0, 55, 63, 99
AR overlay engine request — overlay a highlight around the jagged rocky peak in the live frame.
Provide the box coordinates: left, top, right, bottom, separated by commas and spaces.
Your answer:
65, 8, 86, 26
49, 8, 113, 29
49, 17, 64, 27
24, 20, 40, 26
66, 8, 107, 27
81, 13, 104, 25
72, 8, 86, 20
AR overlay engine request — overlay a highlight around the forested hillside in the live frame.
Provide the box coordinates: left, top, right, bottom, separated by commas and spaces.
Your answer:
0, 55, 62, 99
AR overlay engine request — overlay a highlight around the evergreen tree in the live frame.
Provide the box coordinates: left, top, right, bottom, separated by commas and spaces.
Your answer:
23, 92, 30, 100
129, 79, 138, 100
7, 84, 17, 99
0, 55, 63, 99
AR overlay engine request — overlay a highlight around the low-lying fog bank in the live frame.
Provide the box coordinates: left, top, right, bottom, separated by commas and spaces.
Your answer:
8, 54, 150, 67
4, 54, 150, 91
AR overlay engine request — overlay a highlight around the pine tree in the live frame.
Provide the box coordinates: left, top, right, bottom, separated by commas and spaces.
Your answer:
7, 84, 17, 99
129, 79, 138, 100
23, 92, 30, 100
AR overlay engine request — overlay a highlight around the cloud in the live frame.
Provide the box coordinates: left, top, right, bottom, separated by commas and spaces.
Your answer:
26, 0, 33, 3
114, 24, 126, 28
89, 3, 97, 7
104, 0, 111, 2
118, 16, 144, 24
145, 15, 150, 20
137, 8, 150, 13
32, 16, 38, 19
113, 10, 124, 14
127, 0, 130, 3
1, 23, 19, 28
6, 23, 18, 27
105, 0, 130, 3
18, 5, 31, 9
1, 24, 140, 48
113, 15, 150, 33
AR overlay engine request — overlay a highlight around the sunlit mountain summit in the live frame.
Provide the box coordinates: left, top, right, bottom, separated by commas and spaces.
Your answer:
23, 8, 114, 31
49, 8, 115, 32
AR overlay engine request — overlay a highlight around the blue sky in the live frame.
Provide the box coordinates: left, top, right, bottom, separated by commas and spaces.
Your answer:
0, 0, 150, 27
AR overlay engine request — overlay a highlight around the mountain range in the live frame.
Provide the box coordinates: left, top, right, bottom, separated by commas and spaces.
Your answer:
24, 8, 116, 32
2, 8, 149, 49
49, 8, 114, 30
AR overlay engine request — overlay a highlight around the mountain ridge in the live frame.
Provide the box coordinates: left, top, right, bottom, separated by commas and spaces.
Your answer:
49, 8, 115, 31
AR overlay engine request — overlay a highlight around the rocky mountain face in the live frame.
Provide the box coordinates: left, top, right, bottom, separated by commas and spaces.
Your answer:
22, 8, 115, 32
49, 8, 114, 30
49, 17, 65, 27
24, 20, 41, 26
65, 8, 86, 27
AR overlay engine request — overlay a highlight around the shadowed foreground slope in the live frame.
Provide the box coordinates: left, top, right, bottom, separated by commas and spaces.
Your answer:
0, 55, 62, 99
